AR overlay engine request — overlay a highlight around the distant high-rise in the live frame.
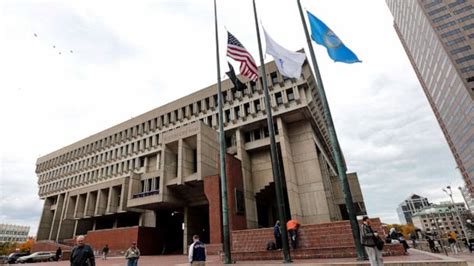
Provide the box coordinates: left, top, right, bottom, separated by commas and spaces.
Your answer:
397, 194, 431, 224
386, 0, 474, 196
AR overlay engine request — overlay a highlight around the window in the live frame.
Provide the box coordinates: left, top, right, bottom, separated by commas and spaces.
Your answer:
446, 36, 466, 46
254, 129, 261, 140
244, 103, 250, 116
451, 45, 471, 55
453, 5, 473, 15
225, 109, 231, 122
448, 0, 466, 8
432, 13, 451, 23
458, 13, 474, 23
462, 23, 474, 30
455, 54, 474, 64
270, 72, 278, 85
467, 76, 474, 82
192, 149, 197, 172
440, 29, 461, 38
275, 92, 283, 104
428, 6, 447, 16
235, 106, 241, 118
254, 100, 261, 112
244, 132, 251, 142
286, 89, 295, 101
250, 81, 256, 93
263, 126, 269, 137
425, 0, 442, 9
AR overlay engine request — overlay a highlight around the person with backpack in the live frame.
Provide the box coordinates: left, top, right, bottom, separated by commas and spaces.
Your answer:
360, 216, 383, 266
273, 220, 281, 250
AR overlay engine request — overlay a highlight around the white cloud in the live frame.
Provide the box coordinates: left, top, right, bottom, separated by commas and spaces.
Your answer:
0, 0, 466, 236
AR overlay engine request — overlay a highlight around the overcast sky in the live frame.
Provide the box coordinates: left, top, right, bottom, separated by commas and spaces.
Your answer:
0, 0, 466, 237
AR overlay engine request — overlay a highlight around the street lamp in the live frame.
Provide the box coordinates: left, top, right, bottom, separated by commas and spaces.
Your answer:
442, 186, 469, 240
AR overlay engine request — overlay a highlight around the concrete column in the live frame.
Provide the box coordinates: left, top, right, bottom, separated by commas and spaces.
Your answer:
277, 118, 303, 221
56, 192, 76, 241
177, 139, 184, 184
95, 189, 108, 216
235, 129, 258, 228
48, 194, 65, 240
36, 197, 54, 241
139, 210, 156, 227
183, 207, 188, 255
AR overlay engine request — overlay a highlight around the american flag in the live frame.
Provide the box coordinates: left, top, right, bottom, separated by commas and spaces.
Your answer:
227, 31, 259, 82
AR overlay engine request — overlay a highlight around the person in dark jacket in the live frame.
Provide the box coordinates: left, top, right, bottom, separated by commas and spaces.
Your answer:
388, 228, 409, 253
70, 235, 95, 266
101, 244, 109, 260
360, 216, 383, 266
55, 246, 62, 261
188, 235, 206, 265
273, 220, 282, 250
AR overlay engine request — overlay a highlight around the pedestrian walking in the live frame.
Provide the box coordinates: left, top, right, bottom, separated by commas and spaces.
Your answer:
286, 219, 300, 249
188, 235, 206, 265
125, 242, 140, 266
101, 244, 109, 260
360, 216, 383, 266
448, 231, 458, 254
273, 220, 282, 250
55, 246, 62, 261
70, 235, 95, 266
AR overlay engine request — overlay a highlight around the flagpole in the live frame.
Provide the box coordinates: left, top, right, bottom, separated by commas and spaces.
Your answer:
252, 0, 292, 263
214, 0, 232, 263
296, 0, 365, 260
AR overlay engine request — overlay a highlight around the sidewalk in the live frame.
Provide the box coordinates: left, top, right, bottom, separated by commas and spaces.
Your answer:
23, 249, 470, 266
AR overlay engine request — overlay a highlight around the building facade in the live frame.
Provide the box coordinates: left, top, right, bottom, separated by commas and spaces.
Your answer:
0, 224, 30, 243
35, 59, 366, 254
386, 0, 474, 196
397, 194, 432, 224
412, 202, 467, 236
460, 185, 474, 213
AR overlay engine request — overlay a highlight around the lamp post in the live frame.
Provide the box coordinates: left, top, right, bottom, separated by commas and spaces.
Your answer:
443, 186, 469, 240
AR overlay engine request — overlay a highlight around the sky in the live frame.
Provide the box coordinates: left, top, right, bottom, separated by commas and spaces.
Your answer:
0, 0, 466, 237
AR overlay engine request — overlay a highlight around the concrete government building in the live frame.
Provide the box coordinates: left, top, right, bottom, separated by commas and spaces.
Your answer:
35, 58, 366, 254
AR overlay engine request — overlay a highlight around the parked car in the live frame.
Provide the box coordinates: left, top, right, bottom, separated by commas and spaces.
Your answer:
6, 252, 30, 264
16, 252, 55, 263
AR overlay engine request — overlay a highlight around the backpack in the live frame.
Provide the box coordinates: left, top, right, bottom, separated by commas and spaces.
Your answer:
266, 241, 276, 250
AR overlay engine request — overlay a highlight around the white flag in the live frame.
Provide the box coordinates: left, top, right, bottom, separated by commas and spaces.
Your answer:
264, 29, 306, 79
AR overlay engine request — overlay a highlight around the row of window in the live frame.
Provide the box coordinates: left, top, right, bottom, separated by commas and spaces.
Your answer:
427, 0, 469, 10
0, 237, 28, 242
0, 231, 28, 235
37, 72, 296, 173
38, 85, 301, 183
39, 156, 148, 195
39, 135, 160, 183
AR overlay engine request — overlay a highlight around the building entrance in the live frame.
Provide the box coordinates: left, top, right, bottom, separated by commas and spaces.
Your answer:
256, 182, 290, 228
156, 209, 184, 254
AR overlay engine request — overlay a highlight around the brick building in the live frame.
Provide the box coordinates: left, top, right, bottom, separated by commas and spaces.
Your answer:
35, 58, 366, 254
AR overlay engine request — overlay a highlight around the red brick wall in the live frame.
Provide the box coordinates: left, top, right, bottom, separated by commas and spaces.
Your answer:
230, 218, 403, 260
225, 154, 247, 231
232, 219, 385, 252
84, 226, 160, 255
204, 154, 247, 245
204, 175, 222, 244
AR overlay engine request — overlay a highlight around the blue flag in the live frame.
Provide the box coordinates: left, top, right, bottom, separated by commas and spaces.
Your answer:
307, 11, 361, 63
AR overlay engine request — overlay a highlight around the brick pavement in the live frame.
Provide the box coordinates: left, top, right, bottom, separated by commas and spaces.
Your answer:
15, 249, 471, 266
